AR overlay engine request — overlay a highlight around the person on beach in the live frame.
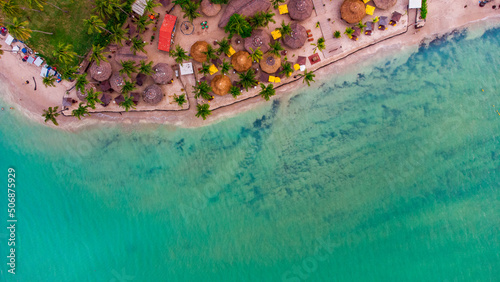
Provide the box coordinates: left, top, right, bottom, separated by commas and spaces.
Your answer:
25, 80, 29, 84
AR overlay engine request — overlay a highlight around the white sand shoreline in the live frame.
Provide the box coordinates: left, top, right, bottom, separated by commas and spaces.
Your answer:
1, 0, 500, 131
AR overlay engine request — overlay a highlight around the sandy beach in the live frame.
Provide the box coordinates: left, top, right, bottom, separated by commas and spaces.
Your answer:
1, 0, 499, 130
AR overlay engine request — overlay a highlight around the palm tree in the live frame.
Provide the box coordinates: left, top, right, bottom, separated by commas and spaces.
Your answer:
300, 69, 315, 86
109, 24, 129, 46
356, 21, 367, 31
199, 63, 211, 76
120, 60, 138, 78
93, 0, 120, 20
248, 11, 275, 29
230, 85, 242, 98
138, 60, 154, 75
26, 0, 46, 11
344, 27, 355, 38
0, 0, 21, 17
195, 103, 211, 120
268, 41, 284, 57
130, 37, 146, 55
217, 37, 231, 55
220, 60, 232, 76
119, 94, 136, 112
280, 61, 293, 77
334, 30, 341, 39
72, 103, 90, 120
174, 0, 201, 22
270, 0, 286, 9
84, 15, 111, 34
52, 42, 77, 65
259, 83, 275, 101
90, 44, 109, 66
121, 80, 136, 95
278, 20, 292, 36
202, 44, 218, 62
170, 45, 190, 64
5, 18, 32, 41
144, 0, 161, 14
248, 47, 263, 62
75, 73, 89, 94
85, 88, 103, 109
137, 15, 152, 33
0, 44, 3, 58
60, 65, 79, 80
224, 13, 253, 39
173, 94, 187, 107
372, 16, 379, 23
238, 69, 258, 91
311, 37, 326, 53
42, 106, 60, 125
193, 81, 213, 100
42, 75, 56, 87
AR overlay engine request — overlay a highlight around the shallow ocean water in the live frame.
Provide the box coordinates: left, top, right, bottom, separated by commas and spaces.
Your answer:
0, 26, 499, 281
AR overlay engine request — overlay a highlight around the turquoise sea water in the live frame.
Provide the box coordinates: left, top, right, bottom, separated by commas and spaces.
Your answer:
1, 26, 499, 281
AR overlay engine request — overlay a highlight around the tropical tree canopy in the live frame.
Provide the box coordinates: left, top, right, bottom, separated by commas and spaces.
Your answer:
52, 42, 77, 66
170, 45, 190, 64
119, 94, 136, 112
238, 69, 258, 91
195, 103, 211, 120
173, 94, 187, 107
259, 83, 275, 101
5, 18, 32, 41
225, 14, 252, 39
42, 106, 60, 126
75, 73, 89, 94
90, 44, 109, 66
139, 60, 154, 75
249, 47, 263, 63
119, 60, 138, 78
130, 37, 147, 55
85, 88, 103, 109
72, 103, 90, 120
193, 81, 213, 100
42, 75, 56, 88
217, 37, 231, 55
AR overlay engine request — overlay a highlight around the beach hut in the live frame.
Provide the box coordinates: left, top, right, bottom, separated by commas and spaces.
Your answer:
76, 83, 97, 101
130, 92, 141, 105
260, 53, 281, 74
259, 72, 270, 82
190, 41, 209, 63
143, 84, 164, 105
132, 0, 147, 15
152, 63, 174, 84
373, 0, 397, 10
158, 14, 177, 53
110, 73, 126, 93
114, 47, 148, 64
378, 16, 389, 30
218, 0, 271, 28
100, 93, 112, 107
282, 23, 307, 49
390, 11, 402, 26
351, 27, 361, 40
179, 62, 194, 76
136, 73, 147, 86
365, 21, 374, 35
201, 0, 221, 17
89, 61, 112, 82
244, 29, 271, 54
288, 0, 314, 21
341, 0, 366, 24
232, 51, 253, 72
210, 75, 232, 96
62, 97, 74, 107
100, 80, 112, 92
114, 94, 125, 105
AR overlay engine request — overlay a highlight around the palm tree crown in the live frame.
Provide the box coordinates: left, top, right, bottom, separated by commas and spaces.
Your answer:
6, 18, 32, 41
91, 44, 109, 66
195, 103, 211, 120
85, 88, 103, 109
42, 106, 60, 125
42, 75, 56, 88
259, 83, 275, 101
139, 60, 154, 75
52, 42, 77, 66
300, 70, 316, 86
238, 69, 258, 91
119, 60, 138, 78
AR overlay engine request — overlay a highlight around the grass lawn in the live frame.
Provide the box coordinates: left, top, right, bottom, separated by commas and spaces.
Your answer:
20, 0, 95, 65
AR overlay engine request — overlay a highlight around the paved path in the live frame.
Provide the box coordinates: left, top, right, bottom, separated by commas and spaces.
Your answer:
317, 18, 343, 58
312, 0, 325, 15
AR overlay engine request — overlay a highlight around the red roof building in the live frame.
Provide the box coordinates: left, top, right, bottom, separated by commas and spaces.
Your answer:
158, 14, 177, 52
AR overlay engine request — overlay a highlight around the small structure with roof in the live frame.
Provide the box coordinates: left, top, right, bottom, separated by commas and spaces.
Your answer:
143, 84, 164, 105
390, 11, 402, 26
341, 0, 366, 24
158, 14, 177, 53
132, 0, 147, 16
90, 61, 112, 82
62, 97, 74, 108
110, 73, 126, 93
201, 0, 221, 17
260, 53, 281, 74
244, 29, 271, 54
76, 83, 97, 101
100, 80, 112, 92
288, 0, 314, 21
5, 35, 14, 46
100, 93, 112, 107
211, 75, 232, 96
179, 62, 194, 75
378, 16, 389, 30
308, 53, 321, 65
130, 92, 141, 105
232, 51, 253, 72
190, 41, 209, 63
351, 27, 362, 40
373, 0, 397, 10
152, 63, 174, 84
114, 94, 125, 105
283, 23, 307, 49
365, 21, 374, 35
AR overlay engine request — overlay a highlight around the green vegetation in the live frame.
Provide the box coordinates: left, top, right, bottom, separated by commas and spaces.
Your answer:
75, 73, 89, 94
238, 69, 258, 91
119, 60, 138, 78
230, 85, 242, 98
355, 21, 366, 31
42, 75, 56, 87
216, 37, 231, 55
85, 88, 103, 109
344, 27, 355, 38
220, 60, 232, 76
119, 94, 136, 112
121, 80, 136, 95
138, 60, 154, 75
280, 61, 293, 77
270, 0, 286, 9
311, 37, 325, 53
196, 103, 211, 120
421, 0, 427, 19
199, 63, 211, 76
173, 94, 187, 107
225, 14, 252, 39
259, 83, 275, 101
300, 69, 316, 86
248, 47, 263, 62
193, 81, 213, 100
173, 0, 201, 22
248, 11, 275, 29
334, 30, 341, 39
210, 0, 229, 4
268, 41, 284, 57
72, 103, 90, 120
90, 44, 109, 66
42, 106, 60, 125
52, 42, 77, 66
202, 44, 218, 62
170, 45, 191, 64
130, 37, 146, 55
278, 20, 292, 37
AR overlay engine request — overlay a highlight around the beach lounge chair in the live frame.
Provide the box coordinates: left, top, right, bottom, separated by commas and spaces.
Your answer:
378, 16, 389, 30
351, 27, 361, 40
308, 53, 321, 65
365, 22, 374, 35
390, 12, 402, 26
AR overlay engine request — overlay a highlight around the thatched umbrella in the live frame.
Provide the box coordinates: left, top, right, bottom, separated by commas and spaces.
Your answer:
89, 61, 112, 82
143, 84, 164, 105
110, 73, 126, 93
201, 0, 221, 17
100, 93, 112, 107
190, 41, 209, 63
282, 23, 307, 49
76, 83, 96, 101
260, 53, 281, 74
341, 0, 366, 24
210, 75, 232, 96
373, 0, 397, 10
244, 29, 271, 54
232, 51, 253, 72
152, 63, 174, 84
288, 0, 314, 21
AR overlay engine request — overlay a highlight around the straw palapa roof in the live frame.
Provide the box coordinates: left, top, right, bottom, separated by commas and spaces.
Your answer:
244, 29, 271, 54
282, 23, 307, 49
89, 61, 112, 82
373, 0, 397, 10
341, 0, 366, 24
152, 63, 174, 84
210, 75, 232, 96
143, 84, 164, 105
110, 73, 126, 93
232, 51, 253, 72
218, 0, 271, 28
76, 83, 96, 101
288, 0, 314, 21
260, 53, 281, 74
190, 41, 209, 63
201, 0, 221, 17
